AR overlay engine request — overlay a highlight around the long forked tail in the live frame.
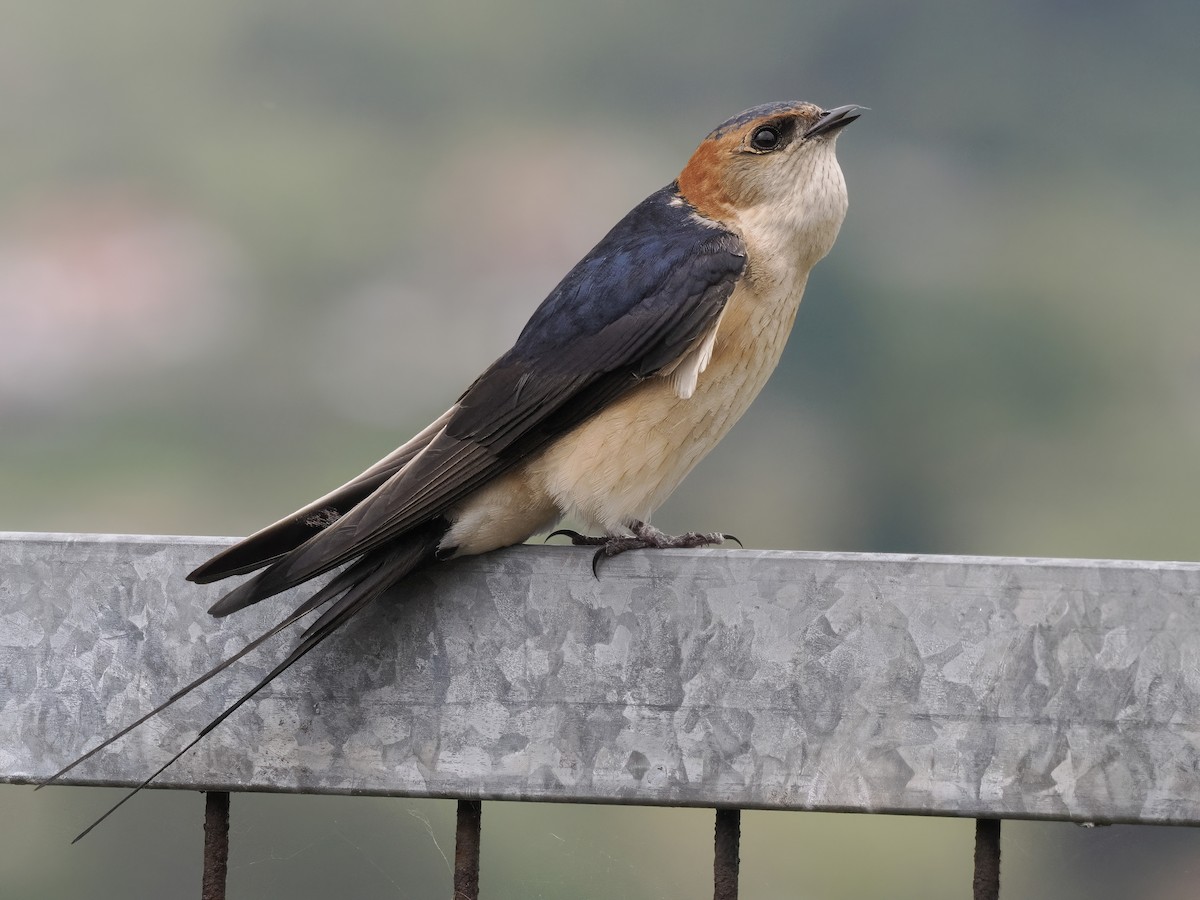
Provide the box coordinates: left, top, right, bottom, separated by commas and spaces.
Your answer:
49, 523, 445, 843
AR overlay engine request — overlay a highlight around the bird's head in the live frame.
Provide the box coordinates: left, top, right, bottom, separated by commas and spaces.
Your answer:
677, 101, 861, 268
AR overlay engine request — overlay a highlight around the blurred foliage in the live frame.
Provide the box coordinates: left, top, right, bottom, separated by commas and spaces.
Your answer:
3, 0, 1199, 897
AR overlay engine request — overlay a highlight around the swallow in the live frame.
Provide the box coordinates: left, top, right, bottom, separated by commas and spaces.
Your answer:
47, 100, 861, 837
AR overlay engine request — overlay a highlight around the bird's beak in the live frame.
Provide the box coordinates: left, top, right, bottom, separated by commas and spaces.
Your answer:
804, 105, 864, 139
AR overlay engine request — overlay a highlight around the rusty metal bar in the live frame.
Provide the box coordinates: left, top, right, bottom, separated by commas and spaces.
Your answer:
714, 807, 741, 900
973, 818, 1001, 900
453, 799, 482, 900
202, 790, 230, 900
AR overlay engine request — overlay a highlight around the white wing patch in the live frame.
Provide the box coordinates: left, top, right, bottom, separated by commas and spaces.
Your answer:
665, 315, 722, 400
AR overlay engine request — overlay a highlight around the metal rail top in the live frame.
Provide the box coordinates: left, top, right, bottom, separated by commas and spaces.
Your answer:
3, 532, 1199, 825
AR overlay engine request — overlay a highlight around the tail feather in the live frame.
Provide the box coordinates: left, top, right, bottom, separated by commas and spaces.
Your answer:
55, 520, 447, 841
205, 567, 272, 618
206, 523, 390, 618
37, 600, 319, 791
204, 508, 447, 619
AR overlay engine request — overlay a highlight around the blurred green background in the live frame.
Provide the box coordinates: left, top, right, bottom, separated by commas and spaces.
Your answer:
3, 1, 1199, 897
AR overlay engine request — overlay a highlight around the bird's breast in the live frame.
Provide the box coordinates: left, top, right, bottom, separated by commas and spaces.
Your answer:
527, 274, 808, 531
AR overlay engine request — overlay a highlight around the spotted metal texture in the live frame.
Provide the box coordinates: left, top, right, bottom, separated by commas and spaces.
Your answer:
3, 532, 1200, 824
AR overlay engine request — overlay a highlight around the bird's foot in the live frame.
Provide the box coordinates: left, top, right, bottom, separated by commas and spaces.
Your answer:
546, 529, 609, 547
548, 522, 740, 577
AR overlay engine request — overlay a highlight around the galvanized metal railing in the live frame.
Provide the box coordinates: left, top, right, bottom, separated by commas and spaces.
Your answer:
4, 532, 1200, 898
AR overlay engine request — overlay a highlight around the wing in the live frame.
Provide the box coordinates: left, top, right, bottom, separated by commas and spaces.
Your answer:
204, 184, 746, 612
189, 406, 456, 582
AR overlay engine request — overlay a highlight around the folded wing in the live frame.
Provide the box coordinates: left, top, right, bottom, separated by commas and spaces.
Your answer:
199, 185, 746, 615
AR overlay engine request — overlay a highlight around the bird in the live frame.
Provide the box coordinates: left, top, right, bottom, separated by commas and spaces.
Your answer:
45, 100, 861, 837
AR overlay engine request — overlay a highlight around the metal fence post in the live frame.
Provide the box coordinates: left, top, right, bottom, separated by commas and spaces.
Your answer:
454, 799, 482, 900
714, 808, 741, 900
973, 818, 1001, 900
202, 791, 231, 900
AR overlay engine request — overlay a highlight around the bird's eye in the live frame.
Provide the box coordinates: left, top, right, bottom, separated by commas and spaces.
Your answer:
750, 125, 781, 151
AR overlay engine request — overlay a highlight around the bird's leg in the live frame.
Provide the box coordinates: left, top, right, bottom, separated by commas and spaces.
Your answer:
548, 521, 739, 576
